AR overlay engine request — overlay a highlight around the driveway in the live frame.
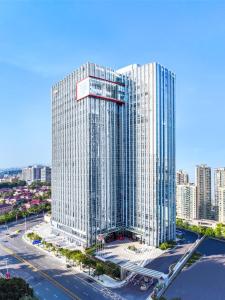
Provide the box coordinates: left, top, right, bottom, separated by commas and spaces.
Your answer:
164, 238, 225, 300
145, 229, 198, 274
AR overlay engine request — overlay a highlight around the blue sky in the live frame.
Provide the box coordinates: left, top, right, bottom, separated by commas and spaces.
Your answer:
0, 0, 225, 180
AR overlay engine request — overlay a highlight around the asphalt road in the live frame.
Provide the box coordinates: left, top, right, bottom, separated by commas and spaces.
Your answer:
0, 217, 113, 300
0, 218, 197, 300
115, 229, 198, 300
0, 248, 72, 300
164, 237, 225, 300
0, 216, 156, 300
145, 229, 198, 274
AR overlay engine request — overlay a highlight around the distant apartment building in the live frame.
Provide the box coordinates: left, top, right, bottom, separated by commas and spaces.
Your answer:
176, 183, 197, 220
21, 167, 31, 182
218, 188, 225, 224
214, 168, 225, 220
21, 165, 42, 184
176, 169, 189, 185
196, 164, 212, 219
51, 61, 176, 248
41, 166, 51, 184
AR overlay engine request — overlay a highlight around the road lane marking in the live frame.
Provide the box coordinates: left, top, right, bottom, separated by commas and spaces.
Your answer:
3, 230, 123, 300
33, 282, 42, 287
0, 244, 80, 300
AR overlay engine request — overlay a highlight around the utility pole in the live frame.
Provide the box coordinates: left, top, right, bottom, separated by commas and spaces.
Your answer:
6, 259, 8, 273
25, 215, 27, 232
5, 259, 10, 280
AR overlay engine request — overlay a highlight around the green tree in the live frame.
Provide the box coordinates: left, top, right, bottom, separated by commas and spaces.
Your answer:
82, 256, 94, 274
199, 226, 206, 235
176, 219, 184, 228
94, 263, 105, 279
0, 277, 34, 300
27, 232, 42, 241
215, 223, 223, 237
75, 253, 86, 268
0, 180, 26, 189
205, 227, 215, 237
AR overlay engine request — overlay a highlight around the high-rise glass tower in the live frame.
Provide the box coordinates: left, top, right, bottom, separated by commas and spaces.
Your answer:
118, 63, 176, 245
51, 62, 176, 248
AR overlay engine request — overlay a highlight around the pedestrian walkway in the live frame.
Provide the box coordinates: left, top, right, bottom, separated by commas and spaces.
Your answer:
97, 238, 163, 266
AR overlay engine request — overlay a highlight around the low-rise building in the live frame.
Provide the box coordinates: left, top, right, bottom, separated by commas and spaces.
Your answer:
30, 199, 41, 206
0, 203, 13, 215
186, 218, 218, 229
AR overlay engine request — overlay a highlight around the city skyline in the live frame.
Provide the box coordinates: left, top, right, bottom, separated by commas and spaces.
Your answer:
0, 0, 225, 178
1, 2, 225, 300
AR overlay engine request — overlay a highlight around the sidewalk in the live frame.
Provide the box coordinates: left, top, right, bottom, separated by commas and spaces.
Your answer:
23, 230, 128, 288
25, 221, 164, 289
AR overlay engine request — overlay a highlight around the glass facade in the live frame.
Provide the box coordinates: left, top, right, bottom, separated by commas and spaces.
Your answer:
77, 77, 126, 103
118, 63, 176, 245
52, 61, 176, 247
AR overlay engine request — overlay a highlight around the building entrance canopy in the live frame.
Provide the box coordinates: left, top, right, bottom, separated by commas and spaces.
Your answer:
121, 261, 167, 280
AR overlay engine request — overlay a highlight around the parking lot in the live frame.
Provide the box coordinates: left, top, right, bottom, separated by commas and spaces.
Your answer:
164, 238, 225, 300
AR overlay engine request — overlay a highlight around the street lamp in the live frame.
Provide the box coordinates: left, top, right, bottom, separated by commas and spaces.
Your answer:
24, 215, 27, 232
3, 259, 10, 280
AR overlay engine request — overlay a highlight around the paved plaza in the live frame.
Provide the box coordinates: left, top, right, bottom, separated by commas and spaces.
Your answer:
32, 222, 163, 267
97, 238, 163, 266
30, 221, 81, 250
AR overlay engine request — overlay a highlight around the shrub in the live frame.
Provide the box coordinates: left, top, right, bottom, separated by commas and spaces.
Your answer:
159, 240, 176, 250
85, 245, 97, 256
185, 251, 202, 268
128, 245, 137, 252
27, 232, 42, 241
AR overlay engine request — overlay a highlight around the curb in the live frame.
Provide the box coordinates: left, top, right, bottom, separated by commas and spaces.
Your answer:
22, 232, 126, 289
